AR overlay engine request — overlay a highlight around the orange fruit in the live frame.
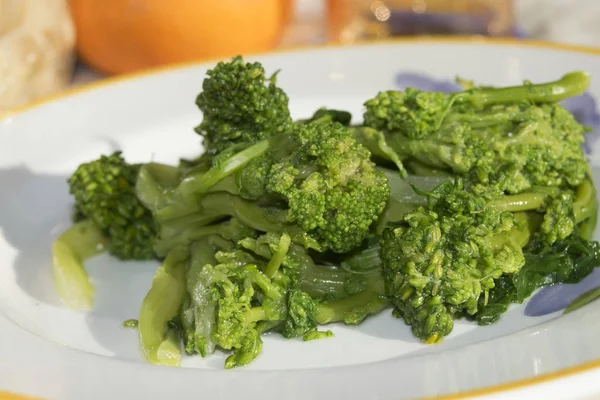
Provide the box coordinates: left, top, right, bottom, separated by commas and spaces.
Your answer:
282, 0, 295, 23
70, 0, 285, 75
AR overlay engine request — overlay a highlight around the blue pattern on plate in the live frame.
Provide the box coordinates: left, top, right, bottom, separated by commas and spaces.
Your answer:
395, 71, 600, 316
525, 269, 600, 316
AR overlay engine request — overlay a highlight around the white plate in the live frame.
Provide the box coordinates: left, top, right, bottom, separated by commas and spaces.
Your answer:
3, 38, 600, 400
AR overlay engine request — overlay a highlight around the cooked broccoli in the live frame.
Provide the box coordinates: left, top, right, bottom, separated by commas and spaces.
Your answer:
301, 107, 353, 126
364, 71, 589, 140
142, 121, 390, 254
381, 172, 599, 342
178, 232, 387, 368
195, 56, 293, 153
68, 151, 156, 260
55, 59, 600, 370
362, 73, 591, 193
470, 232, 600, 325
381, 180, 528, 342
52, 220, 108, 311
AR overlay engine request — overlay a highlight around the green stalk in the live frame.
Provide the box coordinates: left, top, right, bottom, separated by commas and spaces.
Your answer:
315, 290, 388, 324
404, 160, 452, 177
264, 233, 291, 278
455, 71, 590, 107
139, 247, 187, 366
489, 212, 541, 252
243, 307, 267, 324
351, 127, 407, 177
490, 193, 547, 212
136, 163, 181, 211
574, 179, 597, 223
52, 220, 108, 311
154, 223, 228, 258
178, 139, 270, 204
157, 192, 286, 228
297, 264, 352, 298
184, 240, 219, 357
244, 266, 285, 301
154, 327, 182, 367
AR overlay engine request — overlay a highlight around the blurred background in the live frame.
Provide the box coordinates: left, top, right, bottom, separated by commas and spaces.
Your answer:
2, 0, 599, 112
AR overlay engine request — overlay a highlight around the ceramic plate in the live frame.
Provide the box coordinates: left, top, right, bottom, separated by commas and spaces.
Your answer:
3, 38, 600, 400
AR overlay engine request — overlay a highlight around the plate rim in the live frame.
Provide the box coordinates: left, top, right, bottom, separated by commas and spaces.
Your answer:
3, 36, 600, 400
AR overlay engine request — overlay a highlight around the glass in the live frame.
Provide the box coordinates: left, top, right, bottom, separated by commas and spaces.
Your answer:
327, 0, 515, 43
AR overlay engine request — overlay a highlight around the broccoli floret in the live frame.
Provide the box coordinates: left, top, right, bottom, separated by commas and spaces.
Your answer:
385, 103, 588, 193
68, 151, 155, 260
365, 71, 589, 140
364, 89, 451, 140
240, 232, 385, 300
266, 122, 390, 253
145, 121, 390, 254
363, 73, 591, 194
195, 56, 293, 153
381, 179, 538, 342
541, 191, 576, 244
185, 258, 286, 368
280, 289, 319, 338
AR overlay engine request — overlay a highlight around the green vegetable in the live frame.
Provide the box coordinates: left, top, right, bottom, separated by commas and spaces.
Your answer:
381, 179, 531, 342
68, 151, 156, 260
363, 74, 591, 194
142, 121, 390, 254
123, 319, 139, 329
302, 107, 352, 126
195, 55, 292, 153
56, 57, 600, 368
139, 248, 187, 366
472, 233, 600, 324
364, 71, 589, 140
52, 220, 108, 311
303, 330, 334, 341
564, 287, 600, 314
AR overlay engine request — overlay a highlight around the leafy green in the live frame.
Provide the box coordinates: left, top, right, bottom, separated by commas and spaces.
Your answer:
470, 234, 600, 325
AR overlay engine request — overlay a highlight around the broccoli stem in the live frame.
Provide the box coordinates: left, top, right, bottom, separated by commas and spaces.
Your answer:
52, 220, 108, 311
298, 264, 354, 298
488, 178, 596, 221
256, 320, 282, 334
387, 135, 465, 172
490, 193, 547, 212
136, 163, 181, 210
340, 243, 382, 273
178, 139, 270, 204
315, 290, 388, 325
138, 247, 187, 366
154, 223, 226, 258
243, 307, 268, 324
489, 212, 541, 252
455, 71, 590, 107
264, 233, 291, 278
351, 127, 407, 177
157, 192, 286, 228
207, 174, 240, 195
156, 193, 317, 253
154, 327, 182, 367
182, 240, 220, 357
404, 159, 452, 177
574, 178, 597, 223
244, 265, 285, 301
